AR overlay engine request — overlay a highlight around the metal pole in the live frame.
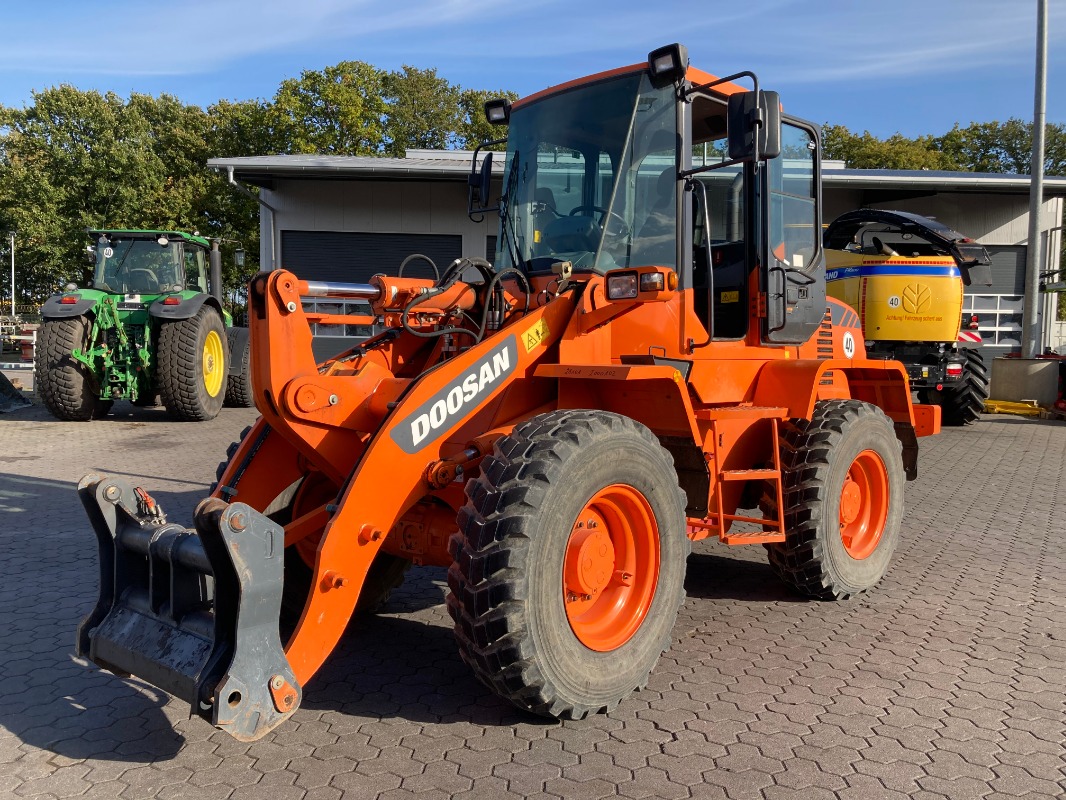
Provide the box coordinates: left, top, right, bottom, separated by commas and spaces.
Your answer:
1022, 0, 1048, 358
8, 232, 14, 317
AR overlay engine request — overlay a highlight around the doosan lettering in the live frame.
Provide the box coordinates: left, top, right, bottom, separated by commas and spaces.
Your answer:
410, 346, 512, 447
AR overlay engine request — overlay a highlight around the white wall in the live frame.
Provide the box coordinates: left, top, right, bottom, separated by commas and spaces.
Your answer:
259, 179, 500, 270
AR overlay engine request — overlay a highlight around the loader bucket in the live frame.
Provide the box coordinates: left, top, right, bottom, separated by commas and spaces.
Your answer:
75, 474, 300, 741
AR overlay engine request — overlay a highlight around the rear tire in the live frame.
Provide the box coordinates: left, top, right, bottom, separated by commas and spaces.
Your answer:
158, 307, 228, 421
939, 348, 988, 426
766, 400, 903, 600
34, 316, 103, 421
447, 410, 689, 719
224, 327, 255, 408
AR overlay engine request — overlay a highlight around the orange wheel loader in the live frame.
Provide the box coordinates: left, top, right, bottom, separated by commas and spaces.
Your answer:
75, 44, 940, 740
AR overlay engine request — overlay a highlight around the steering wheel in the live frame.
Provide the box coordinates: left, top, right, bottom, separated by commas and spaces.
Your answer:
568, 204, 631, 240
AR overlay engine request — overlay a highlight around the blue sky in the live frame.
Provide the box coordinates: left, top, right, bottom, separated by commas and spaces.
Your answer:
1, 0, 1063, 141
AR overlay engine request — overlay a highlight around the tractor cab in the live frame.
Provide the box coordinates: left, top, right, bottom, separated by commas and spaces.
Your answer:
88, 230, 211, 296
472, 45, 826, 347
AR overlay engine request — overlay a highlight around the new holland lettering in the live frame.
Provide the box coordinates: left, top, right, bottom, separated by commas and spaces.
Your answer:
391, 337, 519, 454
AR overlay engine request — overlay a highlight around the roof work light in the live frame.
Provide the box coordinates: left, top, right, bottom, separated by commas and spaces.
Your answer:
484, 98, 512, 126
647, 43, 689, 87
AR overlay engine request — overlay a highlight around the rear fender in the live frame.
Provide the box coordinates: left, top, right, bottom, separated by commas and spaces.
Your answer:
283, 292, 577, 686
149, 292, 221, 321
40, 295, 98, 319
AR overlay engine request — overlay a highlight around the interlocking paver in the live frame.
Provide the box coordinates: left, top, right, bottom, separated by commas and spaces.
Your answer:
0, 402, 1064, 800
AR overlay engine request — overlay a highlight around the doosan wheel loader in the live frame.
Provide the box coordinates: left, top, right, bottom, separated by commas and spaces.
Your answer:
74, 44, 939, 740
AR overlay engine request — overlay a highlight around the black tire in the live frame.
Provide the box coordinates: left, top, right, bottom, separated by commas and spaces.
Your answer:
939, 348, 989, 426
224, 327, 255, 408
766, 400, 904, 600
34, 316, 104, 421
446, 410, 689, 719
281, 548, 412, 624
158, 306, 228, 421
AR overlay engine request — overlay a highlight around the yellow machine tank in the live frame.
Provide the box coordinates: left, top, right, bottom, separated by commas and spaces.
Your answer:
824, 209, 993, 425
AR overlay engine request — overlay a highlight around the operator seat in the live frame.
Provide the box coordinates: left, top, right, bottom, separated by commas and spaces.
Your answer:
127, 269, 159, 293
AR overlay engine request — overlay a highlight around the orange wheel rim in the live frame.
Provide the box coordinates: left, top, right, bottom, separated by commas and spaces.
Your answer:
839, 449, 889, 560
563, 484, 659, 651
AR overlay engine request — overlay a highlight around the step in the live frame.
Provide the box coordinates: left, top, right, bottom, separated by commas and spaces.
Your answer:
719, 468, 780, 482
720, 530, 786, 545
695, 405, 788, 421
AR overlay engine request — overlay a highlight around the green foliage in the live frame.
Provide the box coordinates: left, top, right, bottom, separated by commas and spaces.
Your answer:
0, 64, 513, 305
383, 66, 460, 156
272, 61, 388, 155
823, 119, 1066, 176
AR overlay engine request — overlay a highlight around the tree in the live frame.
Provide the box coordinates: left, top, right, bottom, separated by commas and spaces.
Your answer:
271, 61, 388, 155
936, 119, 1066, 176
822, 124, 954, 171
0, 86, 178, 298
383, 66, 460, 156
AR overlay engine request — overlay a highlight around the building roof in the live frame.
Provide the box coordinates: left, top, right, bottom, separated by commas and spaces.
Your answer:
208, 150, 1066, 195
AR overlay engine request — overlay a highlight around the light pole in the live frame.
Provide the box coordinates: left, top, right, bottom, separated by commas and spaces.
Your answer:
7, 231, 14, 317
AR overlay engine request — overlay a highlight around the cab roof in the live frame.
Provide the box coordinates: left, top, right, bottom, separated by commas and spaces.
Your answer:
513, 62, 748, 110
88, 229, 211, 249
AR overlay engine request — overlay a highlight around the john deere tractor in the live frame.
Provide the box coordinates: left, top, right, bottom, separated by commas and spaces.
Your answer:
35, 230, 254, 421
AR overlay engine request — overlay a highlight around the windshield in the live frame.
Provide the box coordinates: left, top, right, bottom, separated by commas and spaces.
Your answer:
496, 71, 678, 274
92, 236, 186, 294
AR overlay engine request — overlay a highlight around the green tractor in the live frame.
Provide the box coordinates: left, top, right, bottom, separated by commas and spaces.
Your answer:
34, 230, 254, 421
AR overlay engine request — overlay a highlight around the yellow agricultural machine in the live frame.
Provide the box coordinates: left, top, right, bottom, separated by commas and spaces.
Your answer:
824, 209, 993, 424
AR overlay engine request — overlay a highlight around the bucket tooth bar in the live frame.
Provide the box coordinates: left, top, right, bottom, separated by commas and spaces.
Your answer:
75, 474, 299, 741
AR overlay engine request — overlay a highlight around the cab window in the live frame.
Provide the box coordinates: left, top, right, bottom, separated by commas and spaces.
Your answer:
184, 248, 206, 292
767, 124, 818, 272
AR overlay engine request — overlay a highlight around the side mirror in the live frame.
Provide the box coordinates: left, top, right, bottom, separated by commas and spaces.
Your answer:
234, 248, 246, 268
467, 151, 494, 214
727, 90, 782, 161
84, 246, 96, 264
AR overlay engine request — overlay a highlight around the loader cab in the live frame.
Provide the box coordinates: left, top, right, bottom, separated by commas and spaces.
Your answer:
482, 49, 825, 347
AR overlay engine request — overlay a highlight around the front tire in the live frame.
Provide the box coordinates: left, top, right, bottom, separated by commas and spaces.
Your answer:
34, 316, 104, 421
447, 410, 689, 719
767, 400, 904, 600
158, 307, 228, 421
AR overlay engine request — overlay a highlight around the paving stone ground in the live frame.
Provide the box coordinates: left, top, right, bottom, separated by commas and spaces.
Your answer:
1, 398, 1064, 800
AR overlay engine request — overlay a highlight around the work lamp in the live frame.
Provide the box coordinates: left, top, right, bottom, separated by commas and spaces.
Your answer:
647, 43, 689, 87
484, 98, 512, 126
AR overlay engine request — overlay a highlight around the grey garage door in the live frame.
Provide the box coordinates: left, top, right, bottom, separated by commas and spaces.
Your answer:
963, 245, 1026, 356
281, 231, 463, 283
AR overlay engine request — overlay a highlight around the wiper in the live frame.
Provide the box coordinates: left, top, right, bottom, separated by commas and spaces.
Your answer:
499, 154, 526, 272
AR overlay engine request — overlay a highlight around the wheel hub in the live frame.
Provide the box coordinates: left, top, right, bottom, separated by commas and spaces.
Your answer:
840, 478, 862, 525
564, 519, 615, 598
562, 484, 659, 652
838, 449, 889, 560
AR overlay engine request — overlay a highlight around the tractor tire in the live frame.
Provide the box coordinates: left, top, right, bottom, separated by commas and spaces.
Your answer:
447, 409, 689, 719
766, 400, 904, 600
158, 306, 228, 421
224, 326, 255, 408
34, 316, 107, 421
939, 348, 989, 426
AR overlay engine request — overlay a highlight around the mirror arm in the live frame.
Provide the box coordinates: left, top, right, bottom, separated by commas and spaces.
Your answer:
683, 70, 759, 101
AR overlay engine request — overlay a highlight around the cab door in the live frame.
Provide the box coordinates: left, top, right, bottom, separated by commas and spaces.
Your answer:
762, 121, 825, 344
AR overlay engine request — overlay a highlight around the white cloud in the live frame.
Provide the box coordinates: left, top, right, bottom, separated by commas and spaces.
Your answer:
0, 0, 506, 76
